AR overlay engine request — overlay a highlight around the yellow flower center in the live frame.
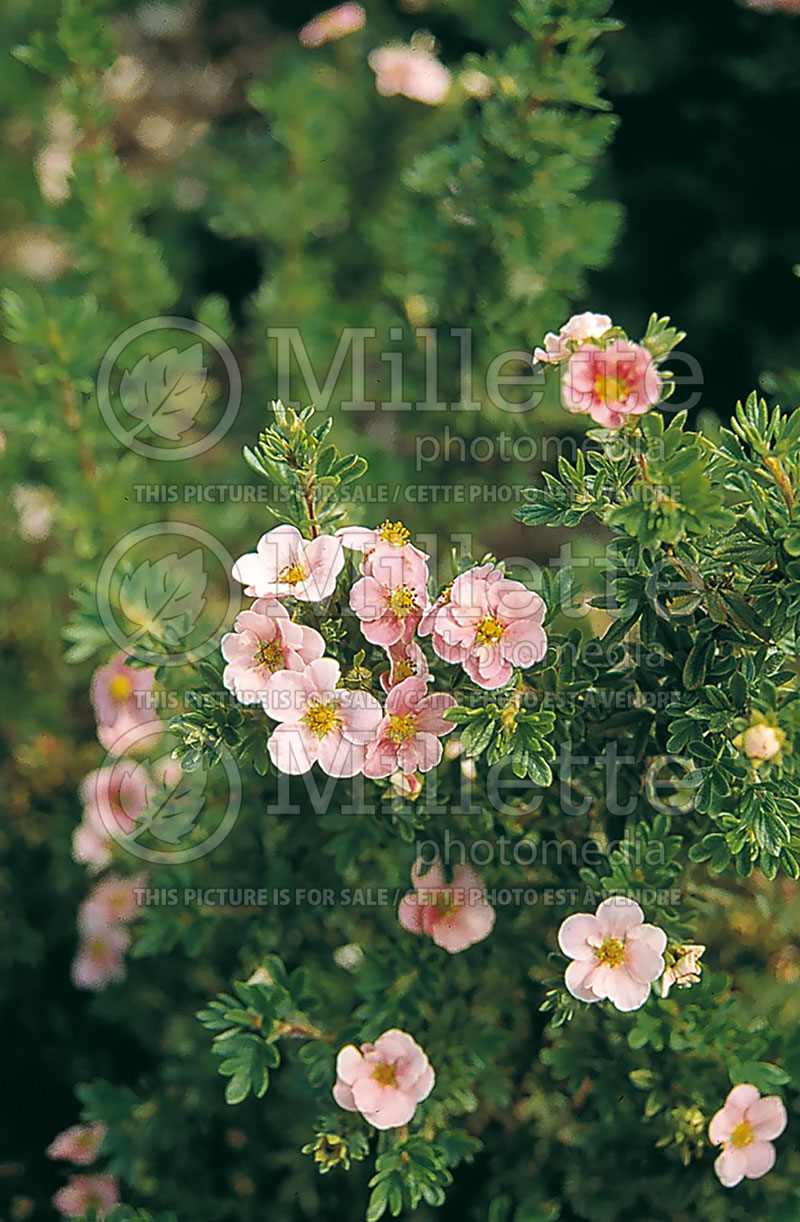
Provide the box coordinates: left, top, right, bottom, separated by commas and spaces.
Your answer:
371, 1061, 399, 1088
255, 639, 285, 671
594, 372, 630, 404
109, 674, 132, 702
394, 659, 415, 682
594, 937, 626, 968
475, 615, 504, 647
279, 562, 307, 586
730, 1121, 754, 1149
386, 713, 417, 744
301, 699, 340, 739
378, 520, 410, 547
388, 585, 417, 619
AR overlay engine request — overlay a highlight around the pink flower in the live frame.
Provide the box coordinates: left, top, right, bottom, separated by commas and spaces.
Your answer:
533, 312, 613, 365
90, 653, 159, 753
389, 771, 423, 799
736, 723, 784, 762
79, 873, 146, 932
398, 859, 495, 953
558, 897, 667, 1011
421, 564, 547, 689
562, 339, 662, 428
53, 1174, 119, 1219
368, 46, 451, 105
364, 676, 454, 778
337, 521, 429, 570
333, 1029, 434, 1129
299, 2, 366, 46
380, 637, 432, 693
263, 657, 382, 777
74, 761, 149, 869
350, 542, 429, 648
221, 596, 325, 705
71, 924, 130, 991
709, 1084, 787, 1188
46, 1123, 106, 1166
232, 525, 344, 602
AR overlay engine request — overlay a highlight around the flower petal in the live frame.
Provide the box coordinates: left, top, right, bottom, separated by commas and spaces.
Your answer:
746, 1096, 787, 1141
558, 913, 602, 961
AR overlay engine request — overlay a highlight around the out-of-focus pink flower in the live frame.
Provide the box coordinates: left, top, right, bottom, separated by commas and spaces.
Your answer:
263, 657, 382, 777
533, 312, 613, 365
232, 525, 344, 602
221, 596, 325, 705
79, 873, 146, 933
398, 859, 495, 953
53, 1174, 119, 1219
90, 653, 158, 753
299, 2, 366, 47
74, 761, 149, 868
558, 896, 667, 1012
421, 564, 547, 689
71, 925, 130, 991
364, 676, 453, 778
333, 1029, 434, 1129
350, 542, 429, 647
368, 46, 451, 105
709, 1084, 787, 1188
562, 339, 661, 428
46, 1123, 106, 1166
735, 722, 784, 763
380, 637, 432, 693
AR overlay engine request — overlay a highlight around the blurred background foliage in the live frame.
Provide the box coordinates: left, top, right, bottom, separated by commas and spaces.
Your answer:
0, 0, 800, 1218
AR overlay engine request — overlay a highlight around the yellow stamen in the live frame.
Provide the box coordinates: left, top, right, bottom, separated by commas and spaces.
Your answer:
109, 674, 132, 703
388, 585, 416, 619
255, 639, 285, 671
386, 713, 417, 745
475, 615, 504, 647
594, 937, 625, 968
378, 520, 411, 548
301, 700, 340, 738
730, 1122, 754, 1149
371, 1061, 399, 1088
279, 562, 307, 586
594, 372, 630, 404
394, 659, 415, 682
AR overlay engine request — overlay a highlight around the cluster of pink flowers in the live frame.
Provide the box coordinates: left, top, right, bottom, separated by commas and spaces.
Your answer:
229, 520, 548, 786
534, 312, 662, 428
47, 1122, 117, 1218
72, 872, 144, 990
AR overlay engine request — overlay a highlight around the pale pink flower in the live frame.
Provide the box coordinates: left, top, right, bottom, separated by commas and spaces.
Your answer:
368, 46, 451, 106
421, 564, 547, 689
660, 944, 705, 997
558, 896, 667, 1012
263, 657, 382, 777
389, 771, 422, 799
232, 525, 344, 602
299, 2, 366, 47
46, 1123, 106, 1166
364, 676, 454, 778
738, 723, 783, 762
709, 1084, 787, 1188
90, 653, 159, 753
74, 760, 149, 867
79, 873, 146, 933
333, 1029, 434, 1129
337, 521, 429, 571
562, 339, 662, 428
71, 924, 130, 991
53, 1174, 119, 1219
380, 637, 432, 693
533, 311, 613, 365
398, 859, 495, 953
350, 542, 429, 648
221, 596, 325, 705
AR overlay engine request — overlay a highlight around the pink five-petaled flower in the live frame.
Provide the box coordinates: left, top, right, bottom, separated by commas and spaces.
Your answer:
263, 657, 382, 777
79, 873, 146, 932
562, 339, 662, 428
364, 676, 454, 778
232, 524, 344, 602
53, 1174, 119, 1219
90, 653, 159, 753
337, 521, 430, 570
350, 542, 429, 648
558, 896, 667, 1012
709, 1084, 787, 1188
368, 46, 451, 105
221, 596, 325, 705
73, 760, 149, 870
298, 2, 366, 47
333, 1029, 435, 1129
421, 564, 547, 690
533, 311, 613, 365
46, 1123, 106, 1166
398, 859, 495, 953
71, 923, 130, 991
